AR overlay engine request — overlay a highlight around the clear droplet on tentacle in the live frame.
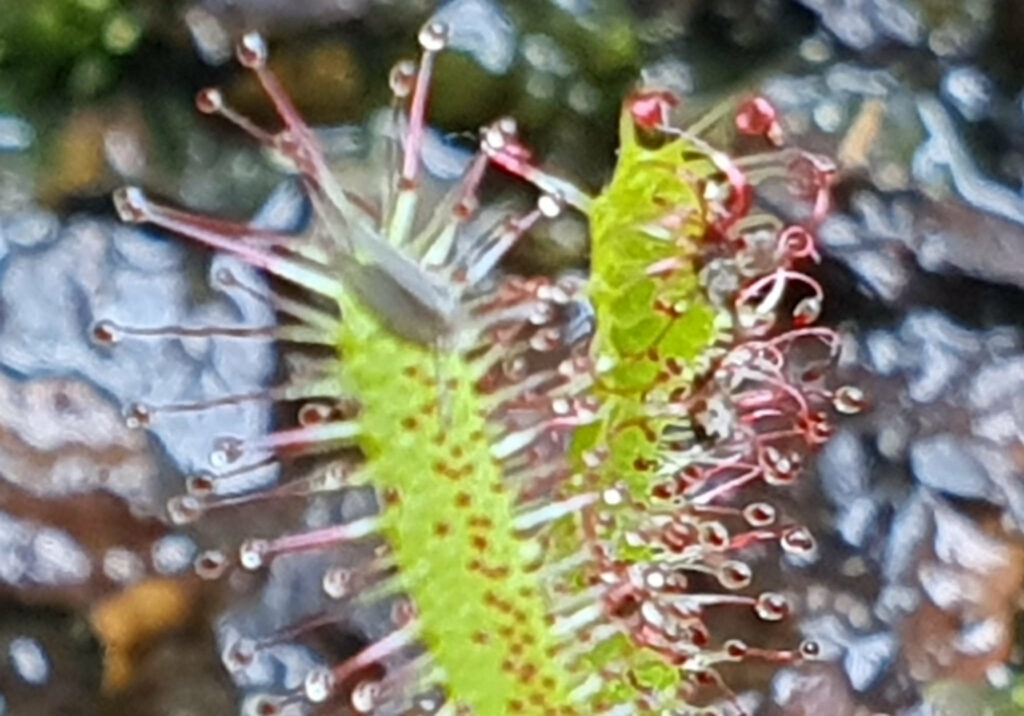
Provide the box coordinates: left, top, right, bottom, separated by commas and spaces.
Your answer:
236, 32, 268, 69
389, 60, 417, 98
167, 495, 205, 525
698, 521, 729, 551
754, 591, 790, 621
239, 538, 270, 571
799, 639, 822, 660
351, 678, 382, 713
780, 525, 816, 556
792, 295, 822, 327
186, 472, 217, 497
210, 436, 245, 468
194, 549, 229, 580
832, 385, 868, 415
724, 638, 749, 660
195, 87, 224, 114
298, 402, 336, 426
417, 21, 449, 52
222, 636, 257, 673
482, 117, 519, 152
303, 666, 336, 703
112, 186, 149, 223
717, 560, 753, 590
90, 320, 122, 345
322, 566, 351, 599
122, 401, 151, 429
742, 502, 777, 528
242, 694, 284, 716
736, 303, 775, 334
537, 191, 564, 219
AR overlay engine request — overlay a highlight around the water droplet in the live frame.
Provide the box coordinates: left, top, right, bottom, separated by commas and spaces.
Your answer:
186, 472, 216, 497
223, 637, 257, 672
724, 638, 749, 660
298, 402, 334, 426
210, 437, 244, 468
781, 526, 816, 555
754, 591, 789, 621
322, 567, 351, 599
742, 502, 777, 527
736, 303, 775, 333
645, 569, 666, 589
112, 186, 149, 223
194, 549, 228, 580
391, 598, 418, 627
602, 488, 624, 506
242, 694, 283, 716
122, 402, 151, 429
537, 192, 564, 218
195, 87, 224, 114
418, 21, 449, 52
717, 560, 753, 590
389, 60, 417, 98
414, 695, 442, 714
482, 117, 518, 152
239, 538, 270, 571
9, 637, 50, 685
501, 356, 527, 381
792, 296, 822, 326
167, 495, 204, 525
351, 678, 381, 713
528, 302, 554, 326
762, 447, 798, 486
237, 33, 268, 68
833, 385, 867, 415
304, 666, 335, 703
698, 521, 729, 551
212, 267, 237, 289
800, 639, 822, 660
90, 320, 121, 345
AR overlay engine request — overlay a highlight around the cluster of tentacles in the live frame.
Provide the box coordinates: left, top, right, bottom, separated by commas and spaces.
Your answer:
102, 19, 861, 716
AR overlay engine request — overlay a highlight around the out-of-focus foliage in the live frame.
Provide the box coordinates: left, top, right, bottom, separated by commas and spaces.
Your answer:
0, 0, 144, 104
924, 676, 1024, 716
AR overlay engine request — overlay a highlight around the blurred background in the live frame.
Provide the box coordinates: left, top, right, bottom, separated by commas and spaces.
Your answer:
1, 0, 1024, 714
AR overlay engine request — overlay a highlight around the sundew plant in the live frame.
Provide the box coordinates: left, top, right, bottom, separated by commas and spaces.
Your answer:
102, 18, 861, 716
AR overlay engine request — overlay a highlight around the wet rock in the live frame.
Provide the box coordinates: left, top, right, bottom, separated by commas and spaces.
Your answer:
434, 0, 518, 75
910, 434, 994, 501
771, 662, 866, 716
0, 511, 92, 591
0, 604, 102, 716
8, 636, 51, 685
844, 631, 899, 692
818, 429, 870, 504
0, 206, 277, 494
795, 0, 993, 55
761, 54, 1024, 304
0, 375, 161, 511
